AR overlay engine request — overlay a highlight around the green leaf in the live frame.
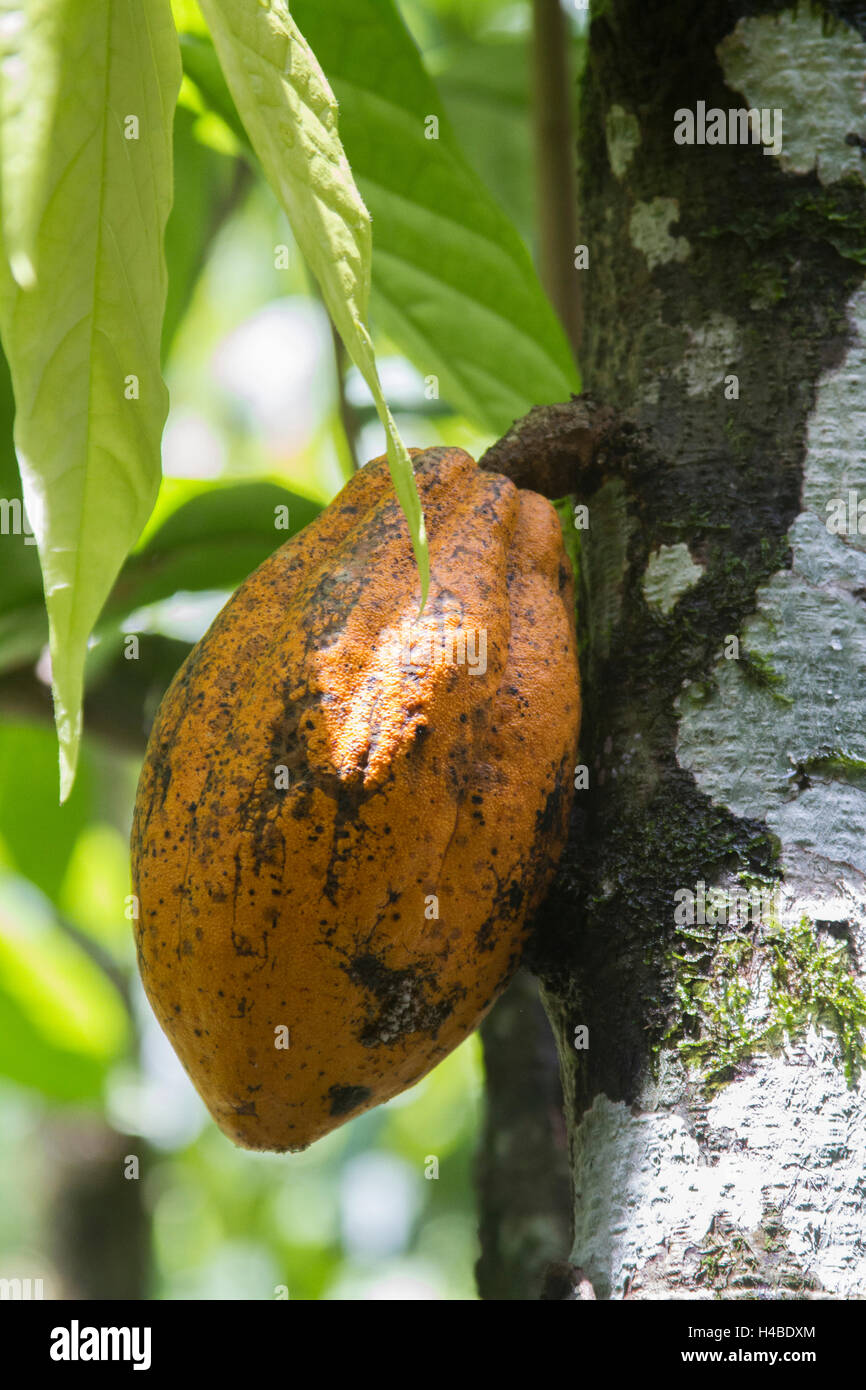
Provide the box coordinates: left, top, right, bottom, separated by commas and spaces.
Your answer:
431, 32, 585, 248
0, 481, 319, 679
0, 721, 92, 903
0, 881, 127, 1101
0, 1, 182, 799
432, 36, 535, 244
178, 31, 250, 153
108, 481, 321, 615
197, 0, 428, 603
291, 0, 579, 435
0, 0, 63, 289
0, 345, 42, 622
162, 104, 243, 358
176, 11, 579, 437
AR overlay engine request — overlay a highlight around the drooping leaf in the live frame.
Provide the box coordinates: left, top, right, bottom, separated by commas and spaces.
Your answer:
0, 1, 182, 798
180, 4, 579, 436
197, 0, 428, 602
291, 0, 579, 434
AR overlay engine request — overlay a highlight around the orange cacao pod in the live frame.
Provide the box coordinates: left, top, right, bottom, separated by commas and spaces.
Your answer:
131, 447, 580, 1150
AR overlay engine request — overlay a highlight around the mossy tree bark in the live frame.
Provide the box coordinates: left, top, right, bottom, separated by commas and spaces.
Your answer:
480, 0, 866, 1299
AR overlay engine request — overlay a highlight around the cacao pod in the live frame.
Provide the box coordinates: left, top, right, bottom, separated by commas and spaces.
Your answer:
131, 447, 580, 1150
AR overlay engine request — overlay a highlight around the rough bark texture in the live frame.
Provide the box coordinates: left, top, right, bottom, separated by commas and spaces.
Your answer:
485, 0, 866, 1299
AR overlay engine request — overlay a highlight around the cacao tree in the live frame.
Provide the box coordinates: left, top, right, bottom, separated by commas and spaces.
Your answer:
477, 0, 866, 1301
1, 0, 865, 1307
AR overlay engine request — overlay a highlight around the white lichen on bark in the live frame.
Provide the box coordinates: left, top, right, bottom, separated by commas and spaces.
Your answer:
718, 3, 866, 187
629, 197, 691, 270
678, 286, 866, 902
667, 286, 866, 1298
605, 104, 640, 180
569, 10, 866, 1297
572, 1025, 866, 1297
677, 313, 738, 396
642, 542, 704, 614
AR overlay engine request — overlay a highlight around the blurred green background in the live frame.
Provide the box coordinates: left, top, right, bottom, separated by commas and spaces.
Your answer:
0, 0, 585, 1299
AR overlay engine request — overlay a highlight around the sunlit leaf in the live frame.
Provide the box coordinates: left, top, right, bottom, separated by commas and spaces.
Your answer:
432, 36, 534, 242
0, 1, 181, 798
0, 0, 62, 289
198, 0, 428, 602
292, 0, 579, 433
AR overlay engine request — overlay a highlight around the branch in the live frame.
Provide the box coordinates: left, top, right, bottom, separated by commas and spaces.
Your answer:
0, 636, 191, 756
532, 0, 581, 357
54, 911, 135, 1020
475, 969, 572, 1299
479, 394, 629, 497
329, 315, 362, 473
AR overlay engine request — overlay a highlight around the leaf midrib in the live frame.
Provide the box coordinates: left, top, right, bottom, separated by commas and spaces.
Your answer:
65, 2, 112, 645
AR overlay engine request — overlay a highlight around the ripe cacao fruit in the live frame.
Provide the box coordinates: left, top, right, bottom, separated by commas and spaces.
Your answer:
131, 446, 580, 1150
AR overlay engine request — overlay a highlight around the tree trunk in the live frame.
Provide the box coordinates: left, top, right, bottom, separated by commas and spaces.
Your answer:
48, 1120, 152, 1300
481, 0, 866, 1299
475, 969, 572, 1300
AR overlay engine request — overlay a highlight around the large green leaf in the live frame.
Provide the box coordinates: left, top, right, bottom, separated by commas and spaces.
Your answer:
432, 36, 535, 244
178, 31, 251, 154
0, 0, 63, 289
108, 481, 321, 615
0, 1, 181, 799
0, 722, 92, 904
198, 0, 428, 602
0, 481, 321, 678
162, 104, 242, 358
178, 9, 579, 437
291, 0, 579, 434
0, 884, 127, 1101
430, 30, 584, 247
